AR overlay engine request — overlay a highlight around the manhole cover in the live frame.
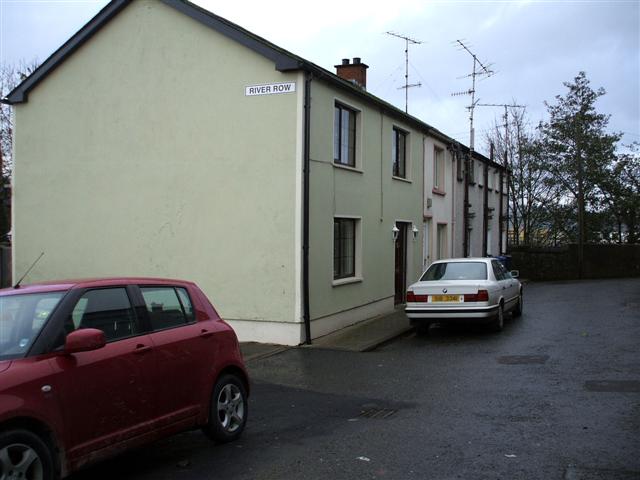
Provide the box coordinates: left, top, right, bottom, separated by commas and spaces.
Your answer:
584, 381, 640, 393
498, 355, 549, 365
359, 408, 397, 419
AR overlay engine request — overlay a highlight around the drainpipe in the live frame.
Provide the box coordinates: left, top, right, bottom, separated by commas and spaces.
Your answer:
482, 149, 490, 257
498, 168, 504, 254
463, 151, 470, 257
302, 72, 312, 345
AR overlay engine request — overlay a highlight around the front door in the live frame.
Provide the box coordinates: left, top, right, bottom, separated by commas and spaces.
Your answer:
394, 222, 408, 304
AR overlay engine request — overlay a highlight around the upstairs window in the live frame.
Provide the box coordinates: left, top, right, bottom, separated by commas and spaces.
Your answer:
434, 147, 445, 192
468, 158, 476, 184
392, 127, 408, 178
334, 103, 357, 167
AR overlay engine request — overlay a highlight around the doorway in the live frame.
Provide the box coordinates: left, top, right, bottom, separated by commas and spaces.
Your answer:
394, 222, 409, 305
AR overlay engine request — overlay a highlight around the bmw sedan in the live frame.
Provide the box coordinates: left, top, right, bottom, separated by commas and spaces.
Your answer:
405, 258, 522, 333
0, 277, 249, 480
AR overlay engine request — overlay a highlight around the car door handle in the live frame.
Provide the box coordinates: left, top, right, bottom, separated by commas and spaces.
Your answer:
200, 329, 214, 338
133, 344, 153, 354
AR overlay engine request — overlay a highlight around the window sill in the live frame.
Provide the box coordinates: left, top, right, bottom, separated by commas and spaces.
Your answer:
332, 276, 363, 287
392, 176, 412, 184
432, 188, 446, 196
333, 163, 363, 174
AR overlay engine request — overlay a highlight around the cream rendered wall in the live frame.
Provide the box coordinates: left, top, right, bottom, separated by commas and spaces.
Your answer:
12, 0, 303, 344
308, 80, 423, 338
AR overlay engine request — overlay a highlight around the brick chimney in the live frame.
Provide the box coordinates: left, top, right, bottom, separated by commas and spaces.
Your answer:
335, 57, 369, 89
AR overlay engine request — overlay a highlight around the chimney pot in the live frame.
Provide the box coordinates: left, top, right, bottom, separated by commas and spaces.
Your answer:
342, 58, 350, 65
353, 57, 361, 65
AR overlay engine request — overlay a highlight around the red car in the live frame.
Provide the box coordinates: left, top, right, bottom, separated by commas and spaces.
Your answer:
0, 278, 249, 480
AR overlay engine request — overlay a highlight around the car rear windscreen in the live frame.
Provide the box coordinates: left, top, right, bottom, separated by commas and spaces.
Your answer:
421, 262, 487, 281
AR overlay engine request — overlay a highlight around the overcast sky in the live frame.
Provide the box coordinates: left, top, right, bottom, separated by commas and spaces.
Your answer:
1, 0, 638, 156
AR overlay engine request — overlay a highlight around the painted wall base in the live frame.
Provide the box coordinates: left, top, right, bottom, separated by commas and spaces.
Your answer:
310, 296, 395, 340
228, 318, 305, 346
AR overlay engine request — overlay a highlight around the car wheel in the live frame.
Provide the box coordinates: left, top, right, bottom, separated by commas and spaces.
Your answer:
490, 303, 505, 332
204, 374, 248, 444
0, 429, 55, 480
513, 292, 523, 318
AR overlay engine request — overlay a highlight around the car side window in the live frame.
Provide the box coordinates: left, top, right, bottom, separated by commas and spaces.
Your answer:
141, 287, 192, 331
176, 288, 195, 322
67, 288, 137, 341
492, 261, 506, 281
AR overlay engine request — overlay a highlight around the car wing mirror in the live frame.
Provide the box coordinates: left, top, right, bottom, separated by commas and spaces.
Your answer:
510, 270, 520, 278
64, 328, 106, 354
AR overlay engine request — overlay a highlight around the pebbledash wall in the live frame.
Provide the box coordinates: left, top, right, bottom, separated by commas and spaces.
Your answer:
452, 155, 506, 259
11, 0, 305, 344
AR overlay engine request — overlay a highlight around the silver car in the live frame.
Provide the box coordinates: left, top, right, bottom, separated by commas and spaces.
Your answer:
405, 258, 522, 333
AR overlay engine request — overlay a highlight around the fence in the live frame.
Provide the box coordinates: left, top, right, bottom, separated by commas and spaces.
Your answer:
510, 243, 640, 281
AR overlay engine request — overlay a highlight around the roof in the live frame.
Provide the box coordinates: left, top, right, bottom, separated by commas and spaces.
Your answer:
2, 0, 500, 168
0, 277, 195, 295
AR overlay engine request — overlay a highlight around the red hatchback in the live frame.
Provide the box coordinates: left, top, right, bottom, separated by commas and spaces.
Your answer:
0, 278, 249, 480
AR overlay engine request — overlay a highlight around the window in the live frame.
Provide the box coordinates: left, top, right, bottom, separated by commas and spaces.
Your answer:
69, 288, 137, 341
334, 218, 356, 279
436, 223, 447, 260
434, 147, 445, 192
0, 292, 65, 360
392, 127, 408, 178
456, 152, 464, 181
492, 260, 509, 280
141, 287, 195, 331
334, 103, 357, 167
421, 262, 487, 281
468, 158, 476, 184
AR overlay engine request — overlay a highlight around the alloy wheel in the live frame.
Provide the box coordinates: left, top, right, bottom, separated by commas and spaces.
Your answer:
217, 383, 245, 434
0, 443, 44, 480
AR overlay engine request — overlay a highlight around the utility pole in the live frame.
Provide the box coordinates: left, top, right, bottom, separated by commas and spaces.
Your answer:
451, 40, 493, 257
386, 32, 422, 113
477, 103, 525, 254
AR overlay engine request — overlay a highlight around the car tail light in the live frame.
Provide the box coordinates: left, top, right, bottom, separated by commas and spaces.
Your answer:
406, 291, 428, 302
464, 289, 489, 302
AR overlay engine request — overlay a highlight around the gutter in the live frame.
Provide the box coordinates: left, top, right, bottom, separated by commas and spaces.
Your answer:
302, 72, 312, 345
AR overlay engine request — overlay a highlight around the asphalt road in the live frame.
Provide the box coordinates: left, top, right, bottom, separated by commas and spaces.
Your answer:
71, 278, 640, 480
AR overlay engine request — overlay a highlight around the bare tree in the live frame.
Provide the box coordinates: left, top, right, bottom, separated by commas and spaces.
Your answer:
485, 105, 560, 247
0, 59, 39, 240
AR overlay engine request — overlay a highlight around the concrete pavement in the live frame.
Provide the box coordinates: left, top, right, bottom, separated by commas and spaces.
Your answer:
240, 308, 412, 361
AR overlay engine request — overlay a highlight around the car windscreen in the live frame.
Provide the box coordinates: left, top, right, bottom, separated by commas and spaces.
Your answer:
420, 262, 488, 281
0, 291, 66, 360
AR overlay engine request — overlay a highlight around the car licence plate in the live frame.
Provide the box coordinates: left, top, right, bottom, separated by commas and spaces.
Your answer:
430, 294, 461, 302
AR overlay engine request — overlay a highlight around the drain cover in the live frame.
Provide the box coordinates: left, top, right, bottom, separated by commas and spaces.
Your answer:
584, 381, 640, 393
359, 408, 397, 419
498, 355, 549, 365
